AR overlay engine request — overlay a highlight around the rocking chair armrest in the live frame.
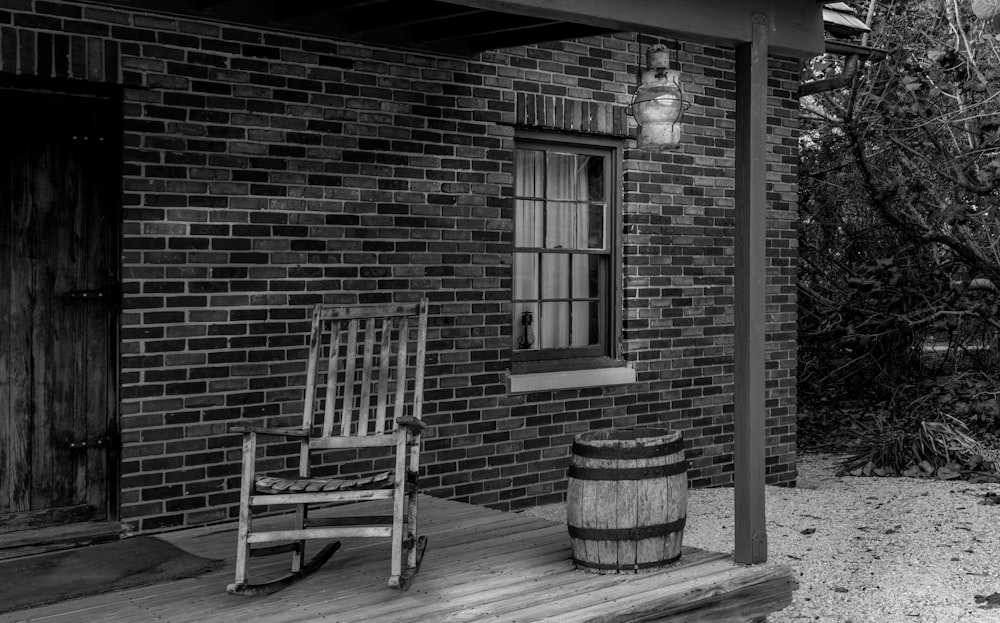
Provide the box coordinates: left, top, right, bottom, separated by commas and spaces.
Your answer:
396, 415, 427, 434
228, 425, 309, 438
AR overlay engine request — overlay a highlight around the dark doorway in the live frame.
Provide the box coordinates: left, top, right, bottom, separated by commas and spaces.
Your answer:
1, 87, 120, 531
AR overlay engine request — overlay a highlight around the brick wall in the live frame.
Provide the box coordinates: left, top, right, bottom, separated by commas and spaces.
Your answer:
0, 0, 800, 532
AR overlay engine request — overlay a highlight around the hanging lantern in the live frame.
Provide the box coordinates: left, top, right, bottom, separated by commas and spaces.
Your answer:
628, 44, 685, 151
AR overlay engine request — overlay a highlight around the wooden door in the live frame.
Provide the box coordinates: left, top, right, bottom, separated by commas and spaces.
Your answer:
0, 88, 119, 530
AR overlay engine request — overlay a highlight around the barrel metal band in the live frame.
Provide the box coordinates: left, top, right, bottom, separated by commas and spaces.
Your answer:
572, 437, 684, 460
572, 551, 682, 572
568, 516, 686, 541
568, 460, 687, 481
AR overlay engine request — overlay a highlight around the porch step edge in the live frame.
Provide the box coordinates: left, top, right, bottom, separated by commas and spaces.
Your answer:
0, 521, 127, 561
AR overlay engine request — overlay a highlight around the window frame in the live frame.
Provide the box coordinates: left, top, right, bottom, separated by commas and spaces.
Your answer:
511, 131, 624, 374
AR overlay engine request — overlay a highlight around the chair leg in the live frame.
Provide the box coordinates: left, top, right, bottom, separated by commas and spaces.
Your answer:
388, 430, 411, 588
232, 432, 257, 590
292, 504, 307, 573
388, 483, 406, 587
392, 487, 427, 591
397, 535, 428, 591
391, 437, 426, 590
406, 489, 419, 570
233, 521, 251, 589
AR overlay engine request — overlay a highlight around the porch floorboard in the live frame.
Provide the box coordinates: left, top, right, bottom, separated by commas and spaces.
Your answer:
0, 496, 795, 623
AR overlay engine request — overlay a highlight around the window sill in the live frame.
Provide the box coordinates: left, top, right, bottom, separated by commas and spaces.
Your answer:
506, 366, 636, 394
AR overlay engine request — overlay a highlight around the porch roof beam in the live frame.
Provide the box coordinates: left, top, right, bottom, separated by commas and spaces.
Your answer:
437, 0, 825, 58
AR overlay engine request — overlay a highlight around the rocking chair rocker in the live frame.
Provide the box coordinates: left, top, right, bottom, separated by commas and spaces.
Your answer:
227, 298, 430, 596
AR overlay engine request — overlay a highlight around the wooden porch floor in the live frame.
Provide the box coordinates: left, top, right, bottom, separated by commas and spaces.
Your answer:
0, 496, 795, 623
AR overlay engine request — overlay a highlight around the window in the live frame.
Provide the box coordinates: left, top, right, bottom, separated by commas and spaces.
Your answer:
512, 133, 622, 373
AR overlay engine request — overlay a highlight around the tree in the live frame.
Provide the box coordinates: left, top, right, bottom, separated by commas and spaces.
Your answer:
798, 0, 1000, 472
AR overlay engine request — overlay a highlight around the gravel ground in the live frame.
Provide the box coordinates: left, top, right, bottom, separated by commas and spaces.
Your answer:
519, 453, 1000, 622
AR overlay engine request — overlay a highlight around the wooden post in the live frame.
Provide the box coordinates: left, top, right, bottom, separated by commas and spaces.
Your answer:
733, 13, 769, 565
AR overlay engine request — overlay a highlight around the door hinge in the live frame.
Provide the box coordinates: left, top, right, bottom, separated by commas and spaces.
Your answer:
64, 283, 121, 306
69, 435, 111, 450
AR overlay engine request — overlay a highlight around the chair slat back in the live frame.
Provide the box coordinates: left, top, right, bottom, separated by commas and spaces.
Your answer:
320, 323, 342, 438
374, 316, 392, 433
304, 299, 428, 440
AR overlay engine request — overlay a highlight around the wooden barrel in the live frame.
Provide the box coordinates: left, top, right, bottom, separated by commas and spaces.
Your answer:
567, 427, 686, 574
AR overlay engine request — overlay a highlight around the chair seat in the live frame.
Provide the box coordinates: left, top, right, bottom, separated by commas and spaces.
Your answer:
254, 471, 393, 494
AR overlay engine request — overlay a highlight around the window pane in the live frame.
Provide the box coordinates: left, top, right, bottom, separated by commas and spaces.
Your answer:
544, 202, 577, 249
571, 301, 599, 347
540, 253, 569, 300
571, 255, 600, 299
546, 152, 578, 200
587, 204, 606, 249
540, 202, 606, 251
513, 253, 538, 300
584, 155, 605, 201
513, 302, 538, 350
546, 153, 605, 201
541, 301, 569, 348
515, 200, 543, 247
515, 149, 545, 198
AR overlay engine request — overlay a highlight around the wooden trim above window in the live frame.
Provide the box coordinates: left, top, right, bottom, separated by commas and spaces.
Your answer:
516, 94, 630, 138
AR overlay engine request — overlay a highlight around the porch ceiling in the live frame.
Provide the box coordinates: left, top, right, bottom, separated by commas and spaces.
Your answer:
80, 0, 620, 56
79, 0, 826, 57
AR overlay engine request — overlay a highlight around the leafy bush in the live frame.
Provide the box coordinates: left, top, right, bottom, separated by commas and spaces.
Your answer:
827, 375, 1000, 480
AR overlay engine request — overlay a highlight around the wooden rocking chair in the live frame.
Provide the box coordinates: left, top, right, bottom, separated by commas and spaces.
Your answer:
226, 298, 430, 596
